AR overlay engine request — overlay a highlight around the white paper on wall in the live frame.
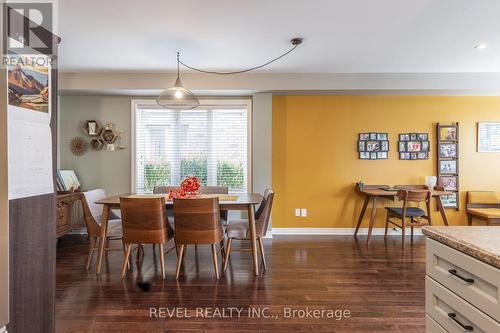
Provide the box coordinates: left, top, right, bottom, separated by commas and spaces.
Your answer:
7, 55, 54, 200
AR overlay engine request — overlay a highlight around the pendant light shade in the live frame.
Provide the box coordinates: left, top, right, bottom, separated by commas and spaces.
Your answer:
157, 53, 200, 110
156, 77, 200, 110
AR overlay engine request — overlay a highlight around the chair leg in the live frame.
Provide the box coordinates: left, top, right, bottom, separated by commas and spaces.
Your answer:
220, 240, 225, 260
223, 238, 233, 271
121, 244, 132, 279
258, 237, 267, 270
467, 214, 473, 226
410, 217, 414, 244
211, 244, 219, 279
401, 218, 406, 249
175, 244, 185, 280
86, 237, 96, 271
384, 213, 390, 239
122, 239, 130, 270
159, 243, 165, 279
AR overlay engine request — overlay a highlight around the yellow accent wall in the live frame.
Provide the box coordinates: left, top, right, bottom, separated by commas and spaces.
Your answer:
272, 96, 500, 228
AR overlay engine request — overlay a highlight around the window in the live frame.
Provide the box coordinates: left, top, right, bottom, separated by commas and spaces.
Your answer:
132, 99, 251, 193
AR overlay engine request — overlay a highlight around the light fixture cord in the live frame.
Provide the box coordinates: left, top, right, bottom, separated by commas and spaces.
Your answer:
176, 52, 180, 79
178, 43, 300, 75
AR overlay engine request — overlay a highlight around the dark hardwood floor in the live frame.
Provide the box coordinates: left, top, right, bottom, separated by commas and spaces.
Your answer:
56, 235, 426, 333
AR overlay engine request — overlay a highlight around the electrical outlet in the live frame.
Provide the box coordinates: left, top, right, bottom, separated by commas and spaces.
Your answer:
295, 208, 301, 217
301, 208, 307, 217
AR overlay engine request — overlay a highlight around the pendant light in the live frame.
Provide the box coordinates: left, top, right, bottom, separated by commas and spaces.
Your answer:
156, 52, 200, 110
157, 38, 303, 110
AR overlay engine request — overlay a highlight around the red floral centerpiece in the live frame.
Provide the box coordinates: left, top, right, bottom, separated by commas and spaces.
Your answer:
167, 176, 201, 200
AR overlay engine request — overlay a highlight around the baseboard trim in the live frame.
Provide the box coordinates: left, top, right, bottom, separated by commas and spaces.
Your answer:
271, 227, 423, 236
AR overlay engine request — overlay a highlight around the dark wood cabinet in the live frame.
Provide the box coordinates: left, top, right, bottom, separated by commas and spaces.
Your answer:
56, 193, 84, 238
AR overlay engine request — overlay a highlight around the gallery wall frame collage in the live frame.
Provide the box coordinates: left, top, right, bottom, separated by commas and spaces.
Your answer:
356, 124, 460, 210
357, 132, 430, 160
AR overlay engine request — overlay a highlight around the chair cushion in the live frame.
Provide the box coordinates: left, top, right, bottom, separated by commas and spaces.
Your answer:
106, 219, 123, 238
385, 207, 426, 217
468, 191, 499, 205
467, 208, 500, 219
226, 219, 249, 239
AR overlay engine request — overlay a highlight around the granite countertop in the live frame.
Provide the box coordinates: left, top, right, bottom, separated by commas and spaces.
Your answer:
422, 226, 500, 269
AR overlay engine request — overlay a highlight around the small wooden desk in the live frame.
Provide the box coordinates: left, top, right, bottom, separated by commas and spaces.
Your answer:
94, 193, 263, 275
354, 186, 452, 243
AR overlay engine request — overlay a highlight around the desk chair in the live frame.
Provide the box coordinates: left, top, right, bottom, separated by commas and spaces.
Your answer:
385, 189, 431, 249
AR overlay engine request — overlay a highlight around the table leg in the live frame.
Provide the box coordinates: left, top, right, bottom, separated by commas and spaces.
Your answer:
435, 196, 449, 226
354, 195, 371, 237
96, 204, 110, 274
366, 196, 378, 244
247, 204, 259, 276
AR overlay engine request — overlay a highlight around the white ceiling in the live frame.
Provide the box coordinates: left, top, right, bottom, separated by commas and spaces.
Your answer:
58, 0, 500, 74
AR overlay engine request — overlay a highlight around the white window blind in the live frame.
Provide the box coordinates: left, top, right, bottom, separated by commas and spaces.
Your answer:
133, 100, 250, 193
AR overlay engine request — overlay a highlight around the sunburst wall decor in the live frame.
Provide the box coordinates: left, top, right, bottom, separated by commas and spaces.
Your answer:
70, 137, 89, 156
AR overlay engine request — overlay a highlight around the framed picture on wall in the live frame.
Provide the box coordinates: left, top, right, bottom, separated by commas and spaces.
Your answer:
421, 141, 429, 152
417, 152, 428, 159
418, 133, 428, 141
399, 134, 410, 141
439, 176, 458, 191
400, 152, 410, 160
439, 160, 457, 174
439, 143, 457, 158
377, 152, 388, 159
366, 141, 380, 152
477, 122, 500, 152
359, 152, 370, 159
398, 133, 430, 160
377, 133, 388, 140
441, 192, 458, 208
358, 133, 389, 160
407, 141, 422, 152
439, 127, 457, 141
359, 133, 370, 141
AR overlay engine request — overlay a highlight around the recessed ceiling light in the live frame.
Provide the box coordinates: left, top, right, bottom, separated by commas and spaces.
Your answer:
474, 44, 488, 49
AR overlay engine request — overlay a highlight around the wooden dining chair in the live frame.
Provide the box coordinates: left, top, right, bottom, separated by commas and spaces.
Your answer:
81, 189, 125, 271
119, 196, 175, 279
154, 185, 229, 229
223, 189, 274, 271
173, 197, 224, 279
385, 189, 431, 249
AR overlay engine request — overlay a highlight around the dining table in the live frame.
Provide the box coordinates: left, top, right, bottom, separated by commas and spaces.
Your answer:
94, 192, 264, 275
353, 185, 454, 243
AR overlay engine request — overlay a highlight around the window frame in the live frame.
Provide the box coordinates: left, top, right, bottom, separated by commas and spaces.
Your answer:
131, 98, 253, 193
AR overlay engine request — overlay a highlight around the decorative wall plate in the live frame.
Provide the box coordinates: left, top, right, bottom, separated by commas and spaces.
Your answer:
70, 137, 89, 156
